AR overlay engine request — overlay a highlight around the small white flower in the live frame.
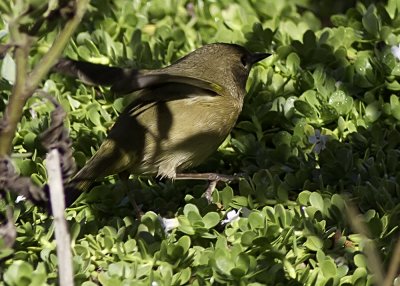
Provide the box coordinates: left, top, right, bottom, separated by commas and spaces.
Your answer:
308, 129, 328, 154
391, 44, 400, 60
159, 217, 179, 232
221, 209, 241, 225
15, 195, 26, 203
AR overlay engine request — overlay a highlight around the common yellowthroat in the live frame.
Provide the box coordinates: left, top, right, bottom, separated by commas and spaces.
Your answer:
54, 43, 270, 206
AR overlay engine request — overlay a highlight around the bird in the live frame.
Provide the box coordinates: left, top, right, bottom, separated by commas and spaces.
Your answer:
53, 43, 270, 208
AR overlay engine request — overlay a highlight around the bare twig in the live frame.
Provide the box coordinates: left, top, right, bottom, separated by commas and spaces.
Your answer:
46, 149, 73, 286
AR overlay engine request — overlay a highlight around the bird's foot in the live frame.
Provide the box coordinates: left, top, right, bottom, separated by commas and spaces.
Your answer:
175, 172, 242, 182
175, 172, 243, 203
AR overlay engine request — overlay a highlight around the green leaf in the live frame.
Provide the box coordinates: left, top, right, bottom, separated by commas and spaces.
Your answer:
320, 259, 337, 278
178, 217, 195, 235
362, 6, 380, 37
309, 192, 324, 210
215, 253, 234, 275
23, 132, 37, 151
287, 52, 300, 74
235, 253, 250, 272
183, 204, 200, 217
351, 268, 368, 284
173, 267, 191, 285
87, 107, 101, 126
304, 236, 323, 251
390, 94, 400, 120
77, 45, 92, 61
298, 191, 311, 205
220, 186, 234, 207
0, 248, 14, 260
176, 236, 191, 254
365, 101, 381, 122
1, 53, 16, 84
387, 0, 398, 19
248, 211, 264, 229
329, 90, 353, 116
70, 222, 81, 243
295, 100, 317, 118
231, 196, 249, 207
202, 212, 220, 229
274, 204, 287, 228
230, 267, 246, 278
277, 183, 289, 202
108, 262, 124, 277
241, 231, 257, 246
3, 261, 34, 285
283, 259, 296, 279
354, 254, 367, 268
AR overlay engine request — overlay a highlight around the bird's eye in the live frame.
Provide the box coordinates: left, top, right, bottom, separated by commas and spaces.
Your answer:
240, 55, 247, 67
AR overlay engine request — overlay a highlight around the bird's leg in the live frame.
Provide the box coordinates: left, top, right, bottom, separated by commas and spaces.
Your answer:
174, 173, 242, 203
118, 171, 142, 218
203, 180, 217, 203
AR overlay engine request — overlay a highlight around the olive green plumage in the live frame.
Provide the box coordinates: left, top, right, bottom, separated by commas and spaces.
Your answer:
54, 43, 270, 206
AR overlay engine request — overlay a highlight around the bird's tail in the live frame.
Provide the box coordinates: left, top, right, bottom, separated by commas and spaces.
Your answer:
64, 176, 93, 207
63, 139, 132, 207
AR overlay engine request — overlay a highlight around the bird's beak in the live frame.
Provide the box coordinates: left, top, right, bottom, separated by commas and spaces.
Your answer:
249, 52, 271, 65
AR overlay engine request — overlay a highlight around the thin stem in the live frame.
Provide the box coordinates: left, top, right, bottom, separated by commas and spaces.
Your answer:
0, 22, 29, 155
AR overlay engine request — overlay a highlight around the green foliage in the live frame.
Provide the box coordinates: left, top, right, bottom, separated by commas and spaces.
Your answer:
1, 0, 400, 285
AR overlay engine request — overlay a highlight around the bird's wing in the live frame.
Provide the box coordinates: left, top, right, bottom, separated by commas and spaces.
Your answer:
53, 59, 225, 96
111, 72, 225, 96
53, 58, 134, 86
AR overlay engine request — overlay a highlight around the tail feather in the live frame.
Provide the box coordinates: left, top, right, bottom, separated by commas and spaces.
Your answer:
64, 139, 132, 207
64, 177, 93, 207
